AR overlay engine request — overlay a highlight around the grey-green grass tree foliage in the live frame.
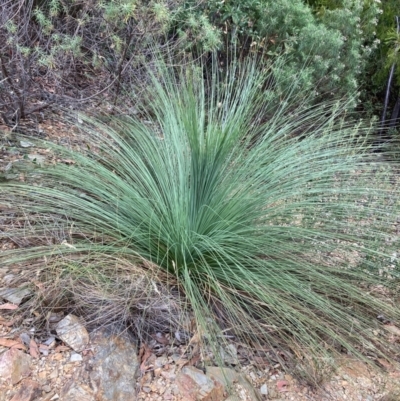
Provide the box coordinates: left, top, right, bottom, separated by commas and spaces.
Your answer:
1, 54, 400, 374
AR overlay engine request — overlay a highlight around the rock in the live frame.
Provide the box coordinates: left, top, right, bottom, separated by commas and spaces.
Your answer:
27, 154, 45, 166
176, 366, 225, 401
0, 287, 32, 305
155, 355, 168, 368
2, 274, 16, 286
55, 314, 89, 352
0, 348, 31, 385
19, 333, 30, 347
206, 366, 239, 387
260, 383, 268, 395
49, 369, 58, 379
87, 329, 139, 401
161, 370, 176, 380
220, 345, 239, 365
42, 385, 51, 393
9, 380, 41, 401
206, 366, 261, 401
62, 382, 94, 401
383, 325, 400, 336
20, 141, 34, 148
70, 353, 83, 362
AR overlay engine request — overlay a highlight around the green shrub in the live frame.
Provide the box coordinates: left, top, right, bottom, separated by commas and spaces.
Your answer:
1, 55, 399, 373
171, 0, 381, 104
306, 0, 397, 118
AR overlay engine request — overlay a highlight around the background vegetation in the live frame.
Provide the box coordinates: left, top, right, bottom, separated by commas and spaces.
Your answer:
1, 0, 399, 126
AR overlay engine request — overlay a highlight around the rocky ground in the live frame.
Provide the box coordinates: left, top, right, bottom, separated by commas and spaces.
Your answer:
1, 115, 400, 401
1, 304, 400, 401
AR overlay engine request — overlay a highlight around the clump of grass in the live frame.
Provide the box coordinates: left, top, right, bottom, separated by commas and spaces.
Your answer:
1, 56, 400, 375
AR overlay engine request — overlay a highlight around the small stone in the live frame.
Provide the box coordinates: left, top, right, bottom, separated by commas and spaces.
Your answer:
52, 353, 63, 361
220, 345, 239, 365
42, 385, 51, 393
27, 154, 45, 166
206, 366, 261, 401
176, 366, 224, 401
19, 333, 30, 347
20, 141, 34, 148
9, 380, 41, 401
56, 314, 89, 352
155, 355, 168, 368
0, 287, 32, 305
161, 370, 176, 381
62, 382, 94, 401
2, 274, 16, 285
171, 354, 182, 363
44, 337, 56, 347
0, 349, 31, 385
49, 369, 58, 380
38, 371, 47, 380
206, 366, 239, 386
143, 387, 151, 393
260, 384, 268, 395
70, 353, 83, 362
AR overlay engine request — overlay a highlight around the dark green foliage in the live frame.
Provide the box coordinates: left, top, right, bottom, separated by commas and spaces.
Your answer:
171, 0, 382, 106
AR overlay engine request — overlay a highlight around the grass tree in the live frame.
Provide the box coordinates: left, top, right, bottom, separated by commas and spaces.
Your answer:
1, 55, 399, 381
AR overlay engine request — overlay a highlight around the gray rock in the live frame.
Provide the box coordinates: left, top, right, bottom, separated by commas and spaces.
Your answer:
87, 329, 139, 401
2, 274, 16, 286
9, 379, 41, 401
0, 349, 31, 385
19, 333, 31, 347
42, 385, 51, 393
0, 287, 31, 305
206, 366, 238, 387
206, 366, 262, 401
176, 366, 225, 401
219, 345, 239, 365
155, 355, 168, 368
69, 353, 83, 362
260, 383, 268, 395
27, 154, 45, 166
55, 314, 89, 352
20, 141, 34, 148
62, 382, 94, 401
